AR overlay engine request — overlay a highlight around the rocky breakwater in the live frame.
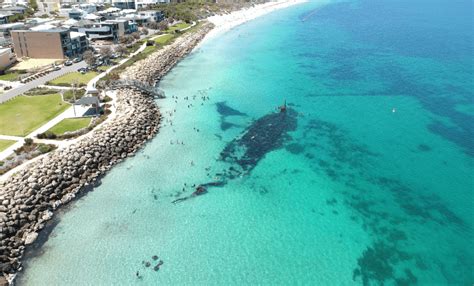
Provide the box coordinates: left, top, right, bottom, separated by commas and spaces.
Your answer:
0, 22, 214, 285
123, 22, 214, 84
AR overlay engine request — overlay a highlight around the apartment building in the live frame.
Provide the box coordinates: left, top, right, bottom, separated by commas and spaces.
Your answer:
112, 0, 135, 10
11, 28, 88, 59
37, 0, 60, 14
138, 10, 164, 22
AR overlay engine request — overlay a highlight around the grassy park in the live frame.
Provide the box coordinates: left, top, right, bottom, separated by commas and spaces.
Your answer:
154, 34, 176, 45
47, 71, 98, 87
0, 94, 70, 136
48, 118, 91, 135
166, 23, 191, 32
0, 71, 21, 81
0, 139, 16, 152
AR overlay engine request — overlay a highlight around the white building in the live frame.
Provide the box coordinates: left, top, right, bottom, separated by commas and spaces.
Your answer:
37, 0, 60, 14
0, 47, 16, 72
135, 0, 169, 9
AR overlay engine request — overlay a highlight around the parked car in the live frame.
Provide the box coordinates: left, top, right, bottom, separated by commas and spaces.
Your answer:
73, 57, 82, 63
53, 65, 61, 71
64, 60, 73, 66
78, 67, 87, 74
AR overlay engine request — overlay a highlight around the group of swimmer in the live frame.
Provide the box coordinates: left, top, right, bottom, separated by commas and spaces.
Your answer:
136, 255, 164, 279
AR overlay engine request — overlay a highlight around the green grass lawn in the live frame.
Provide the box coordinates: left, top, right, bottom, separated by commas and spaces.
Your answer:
0, 94, 70, 136
154, 34, 176, 45
62, 89, 86, 103
48, 117, 91, 135
47, 71, 98, 87
0, 139, 16, 152
0, 71, 21, 81
166, 23, 191, 32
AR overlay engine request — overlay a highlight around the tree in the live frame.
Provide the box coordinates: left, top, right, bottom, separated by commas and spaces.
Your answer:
157, 21, 168, 31
131, 32, 140, 40
119, 35, 134, 44
115, 45, 128, 57
99, 46, 113, 64
83, 50, 95, 66
146, 22, 160, 30
100, 46, 113, 58
29, 0, 38, 12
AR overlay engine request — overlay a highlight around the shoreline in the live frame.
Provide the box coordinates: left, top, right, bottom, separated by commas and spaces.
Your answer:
0, 2, 305, 284
203, 0, 308, 44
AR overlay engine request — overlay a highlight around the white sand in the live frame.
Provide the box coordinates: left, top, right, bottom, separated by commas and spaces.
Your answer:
203, 0, 308, 43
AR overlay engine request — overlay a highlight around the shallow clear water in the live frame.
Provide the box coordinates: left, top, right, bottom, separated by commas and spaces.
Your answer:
18, 0, 473, 285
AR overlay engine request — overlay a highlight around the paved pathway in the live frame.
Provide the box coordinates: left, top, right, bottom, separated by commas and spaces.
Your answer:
0, 61, 87, 104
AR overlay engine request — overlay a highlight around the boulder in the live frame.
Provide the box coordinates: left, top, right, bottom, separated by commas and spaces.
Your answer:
24, 232, 38, 245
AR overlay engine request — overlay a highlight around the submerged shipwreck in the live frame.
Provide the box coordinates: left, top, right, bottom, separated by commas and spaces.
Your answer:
173, 105, 297, 203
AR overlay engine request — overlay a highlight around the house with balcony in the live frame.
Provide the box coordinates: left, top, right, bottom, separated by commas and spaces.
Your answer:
11, 27, 90, 59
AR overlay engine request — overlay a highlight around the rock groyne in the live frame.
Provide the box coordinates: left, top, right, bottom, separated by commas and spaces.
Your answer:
0, 22, 214, 284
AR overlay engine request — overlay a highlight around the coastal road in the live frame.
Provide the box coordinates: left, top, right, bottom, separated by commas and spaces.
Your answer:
0, 61, 87, 104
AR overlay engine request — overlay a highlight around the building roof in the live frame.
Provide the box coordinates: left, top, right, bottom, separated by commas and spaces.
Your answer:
0, 6, 27, 11
0, 12, 15, 17
84, 14, 100, 20
70, 31, 86, 39
99, 7, 120, 13
74, 19, 95, 27
69, 8, 85, 14
0, 47, 12, 54
121, 9, 136, 14
26, 18, 54, 25
63, 18, 78, 25
30, 23, 57, 31
75, 96, 99, 105
0, 22, 25, 29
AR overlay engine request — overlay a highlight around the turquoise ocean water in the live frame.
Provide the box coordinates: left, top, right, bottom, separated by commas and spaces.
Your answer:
17, 0, 473, 285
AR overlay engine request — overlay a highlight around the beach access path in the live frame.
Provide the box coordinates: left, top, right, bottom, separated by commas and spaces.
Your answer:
0, 61, 87, 104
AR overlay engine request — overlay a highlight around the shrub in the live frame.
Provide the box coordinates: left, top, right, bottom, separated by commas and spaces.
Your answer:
25, 87, 56, 95
37, 144, 55, 154
37, 131, 57, 139
24, 138, 33, 146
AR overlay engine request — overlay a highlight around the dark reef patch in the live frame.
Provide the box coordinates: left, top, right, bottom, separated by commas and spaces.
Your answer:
173, 109, 298, 201
220, 109, 298, 173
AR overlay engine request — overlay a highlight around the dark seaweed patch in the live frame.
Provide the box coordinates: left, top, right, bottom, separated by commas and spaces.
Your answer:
220, 121, 237, 131
353, 242, 416, 286
298, 117, 467, 284
216, 101, 247, 117
417, 144, 431, 152
216, 101, 247, 131
220, 109, 298, 172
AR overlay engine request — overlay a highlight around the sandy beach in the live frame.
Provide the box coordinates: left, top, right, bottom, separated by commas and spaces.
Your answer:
204, 0, 307, 42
